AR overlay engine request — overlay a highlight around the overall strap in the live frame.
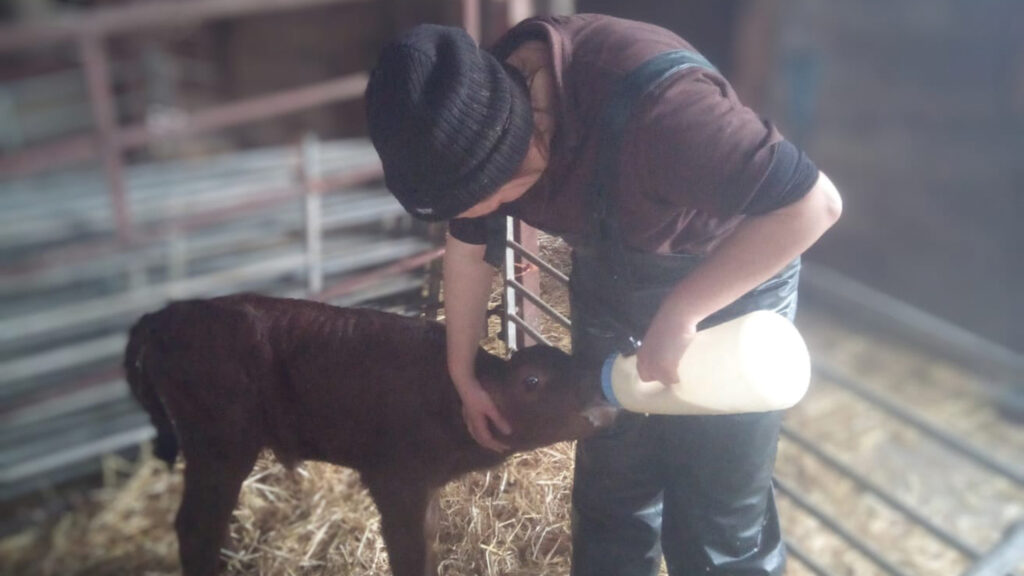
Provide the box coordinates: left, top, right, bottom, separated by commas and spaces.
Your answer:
586, 49, 717, 246
483, 49, 717, 269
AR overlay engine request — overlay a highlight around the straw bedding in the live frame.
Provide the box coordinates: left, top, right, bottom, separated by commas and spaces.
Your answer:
2, 234, 1020, 576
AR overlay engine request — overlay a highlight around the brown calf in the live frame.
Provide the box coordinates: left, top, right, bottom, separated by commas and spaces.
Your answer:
124, 294, 614, 576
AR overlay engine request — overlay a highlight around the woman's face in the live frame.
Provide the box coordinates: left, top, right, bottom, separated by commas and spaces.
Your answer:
456, 177, 532, 219
455, 137, 548, 219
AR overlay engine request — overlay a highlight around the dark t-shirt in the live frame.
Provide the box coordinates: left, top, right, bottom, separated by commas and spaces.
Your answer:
449, 14, 817, 254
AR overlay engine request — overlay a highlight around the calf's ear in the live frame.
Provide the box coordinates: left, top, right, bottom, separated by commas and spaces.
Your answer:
473, 348, 507, 384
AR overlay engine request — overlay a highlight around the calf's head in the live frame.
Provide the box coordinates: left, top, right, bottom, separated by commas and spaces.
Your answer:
477, 345, 617, 450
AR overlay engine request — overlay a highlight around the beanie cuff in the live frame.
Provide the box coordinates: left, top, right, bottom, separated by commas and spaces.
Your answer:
413, 63, 533, 221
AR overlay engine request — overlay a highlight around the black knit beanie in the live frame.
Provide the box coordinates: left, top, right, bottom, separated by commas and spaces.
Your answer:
365, 24, 534, 221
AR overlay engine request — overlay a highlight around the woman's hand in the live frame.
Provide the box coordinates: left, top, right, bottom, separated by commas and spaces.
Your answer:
453, 375, 512, 452
443, 234, 510, 451
636, 311, 698, 385
634, 171, 842, 387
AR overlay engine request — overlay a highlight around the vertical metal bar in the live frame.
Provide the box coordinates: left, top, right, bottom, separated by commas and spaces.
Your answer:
507, 0, 532, 26
423, 223, 446, 319
165, 200, 186, 294
780, 426, 982, 560
302, 133, 324, 295
462, 0, 480, 42
168, 231, 187, 290
514, 221, 541, 347
495, 0, 534, 350
80, 34, 132, 244
535, 0, 575, 16
503, 215, 519, 351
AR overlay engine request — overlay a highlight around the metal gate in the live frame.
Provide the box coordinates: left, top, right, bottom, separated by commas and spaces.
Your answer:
498, 217, 1024, 576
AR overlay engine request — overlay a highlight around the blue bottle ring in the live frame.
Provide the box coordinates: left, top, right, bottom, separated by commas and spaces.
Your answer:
600, 353, 623, 408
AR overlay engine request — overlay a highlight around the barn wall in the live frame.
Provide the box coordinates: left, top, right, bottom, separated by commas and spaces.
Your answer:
578, 0, 1024, 352
770, 0, 1024, 352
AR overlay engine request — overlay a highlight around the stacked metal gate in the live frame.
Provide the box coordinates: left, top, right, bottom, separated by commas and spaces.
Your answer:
0, 0, 456, 502
0, 137, 440, 500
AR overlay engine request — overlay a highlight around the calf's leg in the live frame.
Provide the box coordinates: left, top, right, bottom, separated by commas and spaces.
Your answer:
176, 448, 259, 576
365, 474, 440, 576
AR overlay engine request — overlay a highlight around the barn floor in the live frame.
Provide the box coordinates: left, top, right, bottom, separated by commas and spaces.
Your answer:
0, 237, 1021, 576
777, 304, 1023, 576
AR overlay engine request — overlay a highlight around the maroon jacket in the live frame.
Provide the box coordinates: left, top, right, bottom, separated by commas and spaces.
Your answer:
450, 14, 817, 255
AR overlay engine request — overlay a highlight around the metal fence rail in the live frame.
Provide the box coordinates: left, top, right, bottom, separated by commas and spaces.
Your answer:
813, 362, 1023, 487
0, 0, 496, 506
0, 137, 440, 501
498, 219, 1024, 576
963, 522, 1024, 576
774, 476, 911, 576
784, 540, 834, 576
0, 0, 374, 243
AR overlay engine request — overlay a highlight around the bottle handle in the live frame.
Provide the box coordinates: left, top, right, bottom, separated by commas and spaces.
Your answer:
620, 335, 642, 356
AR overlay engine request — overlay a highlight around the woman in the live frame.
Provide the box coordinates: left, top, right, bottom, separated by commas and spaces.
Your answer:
365, 14, 842, 576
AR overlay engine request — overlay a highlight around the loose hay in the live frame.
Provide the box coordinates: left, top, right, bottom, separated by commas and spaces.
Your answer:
3, 234, 1021, 576
0, 443, 580, 576
1, 454, 181, 576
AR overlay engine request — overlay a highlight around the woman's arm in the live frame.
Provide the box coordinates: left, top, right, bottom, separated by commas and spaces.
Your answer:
636, 171, 843, 384
443, 233, 512, 451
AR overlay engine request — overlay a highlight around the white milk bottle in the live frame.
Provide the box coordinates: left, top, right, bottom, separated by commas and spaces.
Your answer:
601, 311, 811, 415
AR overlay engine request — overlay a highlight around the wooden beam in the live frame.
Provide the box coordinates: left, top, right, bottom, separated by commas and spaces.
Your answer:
0, 0, 370, 52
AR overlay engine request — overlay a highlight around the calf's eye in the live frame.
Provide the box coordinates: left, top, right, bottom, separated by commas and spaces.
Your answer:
523, 375, 541, 392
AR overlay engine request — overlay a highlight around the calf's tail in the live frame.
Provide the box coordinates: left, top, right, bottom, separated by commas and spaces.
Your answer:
124, 310, 179, 468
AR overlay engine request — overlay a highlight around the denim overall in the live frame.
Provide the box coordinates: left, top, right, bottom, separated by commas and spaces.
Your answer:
566, 51, 800, 576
